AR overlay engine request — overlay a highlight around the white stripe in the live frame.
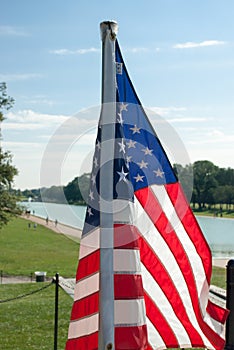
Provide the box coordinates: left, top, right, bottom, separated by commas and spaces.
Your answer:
68, 313, 98, 339
142, 264, 191, 345
133, 195, 213, 348
151, 185, 209, 314
79, 228, 100, 260
146, 317, 166, 349
114, 249, 141, 273
113, 199, 135, 224
204, 313, 225, 339
74, 272, 99, 301
114, 299, 146, 326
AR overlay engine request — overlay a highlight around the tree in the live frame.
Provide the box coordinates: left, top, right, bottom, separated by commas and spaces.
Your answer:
192, 160, 218, 209
64, 173, 89, 204
41, 185, 66, 203
173, 163, 193, 202
0, 82, 21, 227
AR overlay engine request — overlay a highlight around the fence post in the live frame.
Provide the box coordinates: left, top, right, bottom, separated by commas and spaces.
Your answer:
225, 260, 234, 349
54, 273, 59, 350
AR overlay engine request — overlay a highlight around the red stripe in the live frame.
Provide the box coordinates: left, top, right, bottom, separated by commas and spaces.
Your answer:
138, 234, 204, 345
70, 292, 99, 320
76, 249, 100, 281
166, 182, 212, 282
115, 325, 148, 349
65, 331, 98, 350
136, 187, 225, 349
144, 292, 179, 347
114, 274, 144, 299
114, 224, 139, 249
207, 300, 229, 324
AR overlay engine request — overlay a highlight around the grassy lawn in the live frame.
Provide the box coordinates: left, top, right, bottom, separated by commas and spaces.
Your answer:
0, 282, 73, 350
0, 216, 227, 350
0, 217, 77, 349
211, 266, 226, 289
192, 204, 234, 219
0, 217, 79, 277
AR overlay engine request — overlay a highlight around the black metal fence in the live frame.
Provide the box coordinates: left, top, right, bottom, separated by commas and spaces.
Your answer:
1, 263, 234, 349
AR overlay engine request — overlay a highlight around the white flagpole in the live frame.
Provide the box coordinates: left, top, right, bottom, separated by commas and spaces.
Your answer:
99, 21, 118, 350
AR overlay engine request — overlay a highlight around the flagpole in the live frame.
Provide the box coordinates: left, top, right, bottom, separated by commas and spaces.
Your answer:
99, 20, 118, 350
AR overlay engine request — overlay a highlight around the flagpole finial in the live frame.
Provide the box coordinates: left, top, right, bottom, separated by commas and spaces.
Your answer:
100, 20, 118, 41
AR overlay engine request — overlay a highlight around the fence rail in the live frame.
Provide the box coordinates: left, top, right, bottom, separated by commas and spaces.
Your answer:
1, 263, 234, 349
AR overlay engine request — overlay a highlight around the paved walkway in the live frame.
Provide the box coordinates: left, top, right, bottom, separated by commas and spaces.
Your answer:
21, 214, 82, 241
22, 215, 232, 268
2, 215, 229, 286
212, 258, 230, 268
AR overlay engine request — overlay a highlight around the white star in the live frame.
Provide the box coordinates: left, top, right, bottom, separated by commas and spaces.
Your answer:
120, 103, 128, 112
117, 112, 124, 125
126, 139, 136, 148
126, 155, 132, 163
89, 190, 94, 201
130, 125, 141, 134
137, 160, 148, 169
154, 168, 164, 178
94, 157, 98, 168
118, 139, 126, 153
142, 147, 153, 156
87, 207, 93, 216
134, 174, 145, 182
91, 174, 96, 185
117, 167, 129, 182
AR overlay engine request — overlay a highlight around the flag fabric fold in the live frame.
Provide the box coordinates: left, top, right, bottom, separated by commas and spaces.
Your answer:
66, 39, 228, 350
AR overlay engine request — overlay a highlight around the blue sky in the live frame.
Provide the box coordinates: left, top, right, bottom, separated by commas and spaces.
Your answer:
1, 0, 234, 189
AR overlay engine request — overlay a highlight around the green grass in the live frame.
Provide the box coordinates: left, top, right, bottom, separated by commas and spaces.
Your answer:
0, 217, 227, 350
192, 204, 234, 219
0, 282, 73, 350
211, 266, 226, 289
0, 217, 79, 277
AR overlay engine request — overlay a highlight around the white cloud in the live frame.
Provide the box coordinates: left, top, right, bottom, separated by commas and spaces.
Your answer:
124, 47, 150, 53
0, 73, 42, 81
3, 141, 43, 149
173, 40, 226, 49
50, 46, 162, 56
189, 131, 234, 145
0, 25, 29, 37
3, 122, 47, 131
25, 95, 56, 106
169, 117, 208, 123
148, 106, 187, 116
50, 47, 100, 55
207, 129, 225, 138
6, 109, 69, 124
3, 109, 99, 147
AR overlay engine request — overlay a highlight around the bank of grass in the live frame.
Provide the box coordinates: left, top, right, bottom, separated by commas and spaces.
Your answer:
0, 282, 73, 350
0, 217, 227, 350
211, 265, 226, 288
0, 267, 226, 350
192, 204, 234, 219
0, 217, 79, 277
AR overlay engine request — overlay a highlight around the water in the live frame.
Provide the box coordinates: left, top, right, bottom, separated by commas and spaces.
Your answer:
197, 216, 234, 258
21, 201, 86, 230
21, 201, 234, 258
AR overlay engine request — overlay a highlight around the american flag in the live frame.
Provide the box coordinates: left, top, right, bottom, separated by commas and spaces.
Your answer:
65, 40, 228, 350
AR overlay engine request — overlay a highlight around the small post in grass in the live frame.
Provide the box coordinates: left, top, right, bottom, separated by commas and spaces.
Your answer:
225, 260, 234, 349
54, 273, 59, 350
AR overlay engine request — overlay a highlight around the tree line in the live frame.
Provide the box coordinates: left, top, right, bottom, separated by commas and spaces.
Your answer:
1, 82, 233, 231
20, 160, 234, 212
174, 161, 234, 211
